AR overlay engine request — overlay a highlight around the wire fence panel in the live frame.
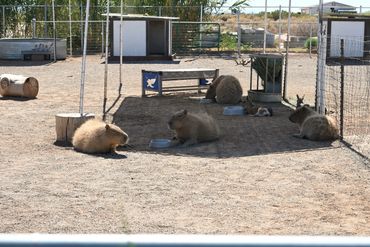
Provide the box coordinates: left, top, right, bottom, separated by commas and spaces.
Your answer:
172, 22, 220, 54
323, 37, 370, 160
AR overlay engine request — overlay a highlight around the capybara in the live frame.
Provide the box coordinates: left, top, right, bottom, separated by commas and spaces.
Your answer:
242, 97, 273, 117
205, 75, 243, 104
289, 105, 339, 141
72, 119, 129, 154
168, 109, 220, 147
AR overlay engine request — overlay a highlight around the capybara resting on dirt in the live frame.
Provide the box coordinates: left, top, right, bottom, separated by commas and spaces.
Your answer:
72, 119, 129, 154
205, 75, 243, 104
168, 109, 220, 147
289, 105, 339, 141
242, 97, 273, 117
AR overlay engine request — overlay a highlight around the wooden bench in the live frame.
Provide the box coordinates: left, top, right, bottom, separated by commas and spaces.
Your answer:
21, 50, 52, 61
142, 68, 219, 96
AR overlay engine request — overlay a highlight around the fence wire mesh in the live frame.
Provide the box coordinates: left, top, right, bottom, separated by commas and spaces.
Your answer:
323, 36, 370, 160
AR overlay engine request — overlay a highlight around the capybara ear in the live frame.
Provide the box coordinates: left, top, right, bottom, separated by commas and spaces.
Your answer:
105, 124, 110, 130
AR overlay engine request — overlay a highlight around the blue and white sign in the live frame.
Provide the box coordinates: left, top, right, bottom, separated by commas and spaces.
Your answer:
143, 72, 160, 90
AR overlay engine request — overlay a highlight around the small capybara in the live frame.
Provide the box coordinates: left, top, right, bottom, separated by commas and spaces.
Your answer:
205, 75, 243, 104
168, 109, 220, 147
72, 119, 129, 154
289, 105, 339, 141
242, 97, 273, 117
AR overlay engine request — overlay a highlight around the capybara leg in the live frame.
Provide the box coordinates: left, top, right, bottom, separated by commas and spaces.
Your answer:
170, 139, 181, 147
110, 146, 118, 154
293, 133, 305, 139
182, 138, 197, 147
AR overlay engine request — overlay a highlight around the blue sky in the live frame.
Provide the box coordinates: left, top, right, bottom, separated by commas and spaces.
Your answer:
228, 0, 370, 13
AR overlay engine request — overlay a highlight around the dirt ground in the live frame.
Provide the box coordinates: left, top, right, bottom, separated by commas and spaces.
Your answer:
0, 54, 369, 234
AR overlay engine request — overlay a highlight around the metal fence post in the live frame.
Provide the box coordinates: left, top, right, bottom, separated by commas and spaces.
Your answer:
44, 4, 48, 37
80, 2, 83, 53
283, 0, 291, 100
263, 0, 267, 53
52, 0, 57, 62
101, 21, 104, 58
68, 0, 73, 56
2, 6, 5, 37
278, 5, 282, 51
32, 18, 36, 38
340, 39, 344, 139
237, 9, 241, 57
309, 22, 313, 58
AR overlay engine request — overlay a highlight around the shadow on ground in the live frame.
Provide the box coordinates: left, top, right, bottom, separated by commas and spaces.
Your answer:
113, 94, 336, 158
0, 59, 54, 67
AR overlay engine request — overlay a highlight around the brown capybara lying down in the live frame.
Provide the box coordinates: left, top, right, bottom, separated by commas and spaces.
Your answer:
205, 75, 243, 104
289, 105, 339, 141
72, 119, 129, 154
168, 109, 220, 147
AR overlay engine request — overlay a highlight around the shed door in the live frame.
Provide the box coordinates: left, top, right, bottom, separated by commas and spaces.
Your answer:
113, 20, 146, 56
148, 20, 166, 55
330, 21, 365, 57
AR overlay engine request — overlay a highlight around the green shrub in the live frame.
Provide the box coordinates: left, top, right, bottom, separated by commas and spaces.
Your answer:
220, 33, 251, 51
304, 37, 318, 49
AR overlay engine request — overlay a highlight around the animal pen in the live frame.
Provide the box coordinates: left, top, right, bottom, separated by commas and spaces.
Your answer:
316, 15, 370, 160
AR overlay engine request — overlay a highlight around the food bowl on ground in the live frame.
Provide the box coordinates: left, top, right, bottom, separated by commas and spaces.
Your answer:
223, 106, 245, 116
149, 139, 172, 149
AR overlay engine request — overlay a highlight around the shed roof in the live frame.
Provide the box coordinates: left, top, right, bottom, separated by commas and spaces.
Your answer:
103, 13, 179, 20
306, 1, 355, 8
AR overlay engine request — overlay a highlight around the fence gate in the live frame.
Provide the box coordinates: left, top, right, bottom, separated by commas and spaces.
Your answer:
317, 25, 370, 160
172, 21, 220, 54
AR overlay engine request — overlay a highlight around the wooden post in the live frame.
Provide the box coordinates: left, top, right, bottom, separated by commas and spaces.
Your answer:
0, 74, 39, 98
55, 113, 95, 143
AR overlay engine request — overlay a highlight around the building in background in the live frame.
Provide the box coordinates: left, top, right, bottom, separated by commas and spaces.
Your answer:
301, 1, 356, 15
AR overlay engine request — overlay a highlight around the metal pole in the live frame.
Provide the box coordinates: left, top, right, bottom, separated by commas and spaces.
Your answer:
200, 4, 203, 22
101, 22, 104, 58
237, 9, 241, 57
282, 0, 291, 100
68, 0, 73, 56
316, 0, 324, 111
119, 0, 123, 95
44, 3, 48, 37
2, 6, 5, 37
340, 39, 344, 139
359, 5, 362, 14
79, 0, 90, 115
32, 18, 36, 38
263, 0, 267, 53
200, 4, 203, 50
309, 23, 313, 58
278, 5, 282, 51
103, 0, 110, 120
52, 0, 57, 62
80, 1, 83, 53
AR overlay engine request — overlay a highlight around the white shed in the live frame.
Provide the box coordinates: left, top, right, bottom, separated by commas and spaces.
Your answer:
324, 16, 370, 59
107, 14, 179, 60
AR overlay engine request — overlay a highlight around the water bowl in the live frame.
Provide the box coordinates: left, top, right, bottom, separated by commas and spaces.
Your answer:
223, 106, 245, 116
149, 139, 172, 149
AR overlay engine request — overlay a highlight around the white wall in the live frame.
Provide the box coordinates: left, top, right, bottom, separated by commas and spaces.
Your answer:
113, 20, 146, 56
330, 21, 365, 57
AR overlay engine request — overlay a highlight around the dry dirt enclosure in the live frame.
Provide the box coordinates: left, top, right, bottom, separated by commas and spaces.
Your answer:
0, 55, 369, 234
